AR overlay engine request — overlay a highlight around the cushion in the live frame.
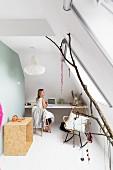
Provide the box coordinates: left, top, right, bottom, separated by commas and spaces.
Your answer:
65, 112, 89, 133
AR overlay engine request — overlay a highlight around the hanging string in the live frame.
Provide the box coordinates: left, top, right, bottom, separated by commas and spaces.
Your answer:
81, 147, 84, 161
86, 143, 90, 162
73, 111, 75, 148
68, 68, 70, 77
90, 100, 93, 116
81, 116, 84, 161
61, 54, 64, 95
86, 114, 91, 162
86, 112, 92, 143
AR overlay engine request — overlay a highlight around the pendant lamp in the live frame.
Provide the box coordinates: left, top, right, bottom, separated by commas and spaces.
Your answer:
24, 47, 45, 75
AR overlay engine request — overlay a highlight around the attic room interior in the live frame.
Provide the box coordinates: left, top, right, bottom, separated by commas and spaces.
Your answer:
0, 0, 113, 170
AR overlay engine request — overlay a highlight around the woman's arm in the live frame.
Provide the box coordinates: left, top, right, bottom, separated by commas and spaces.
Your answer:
42, 98, 48, 109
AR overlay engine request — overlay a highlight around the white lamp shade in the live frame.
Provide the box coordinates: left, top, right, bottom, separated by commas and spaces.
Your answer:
24, 56, 45, 75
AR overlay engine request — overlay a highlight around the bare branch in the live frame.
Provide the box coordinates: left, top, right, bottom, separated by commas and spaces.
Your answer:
46, 34, 113, 146
74, 111, 113, 145
67, 33, 76, 66
67, 33, 113, 140
46, 36, 74, 67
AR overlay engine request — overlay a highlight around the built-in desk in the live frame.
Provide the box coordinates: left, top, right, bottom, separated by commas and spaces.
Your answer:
25, 104, 88, 124
25, 104, 87, 109
25, 104, 88, 116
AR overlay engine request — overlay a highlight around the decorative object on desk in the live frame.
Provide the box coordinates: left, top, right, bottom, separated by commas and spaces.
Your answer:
12, 115, 25, 122
57, 98, 64, 104
12, 115, 18, 122
70, 91, 84, 106
70, 102, 84, 106
48, 98, 56, 104
71, 90, 78, 105
16, 118, 25, 122
0, 103, 3, 130
25, 102, 31, 106
24, 47, 45, 75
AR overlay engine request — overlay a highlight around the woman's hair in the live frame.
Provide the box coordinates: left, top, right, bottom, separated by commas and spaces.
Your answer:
36, 89, 44, 102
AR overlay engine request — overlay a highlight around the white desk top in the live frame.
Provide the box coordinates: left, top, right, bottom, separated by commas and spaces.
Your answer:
25, 104, 87, 109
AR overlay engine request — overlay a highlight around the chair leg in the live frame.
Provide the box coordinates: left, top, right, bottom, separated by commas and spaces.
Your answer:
79, 132, 82, 148
33, 127, 36, 133
63, 132, 75, 143
41, 128, 43, 137
63, 132, 69, 143
79, 132, 88, 148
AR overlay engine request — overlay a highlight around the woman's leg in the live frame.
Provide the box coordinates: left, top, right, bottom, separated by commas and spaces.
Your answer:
47, 118, 52, 124
44, 119, 51, 132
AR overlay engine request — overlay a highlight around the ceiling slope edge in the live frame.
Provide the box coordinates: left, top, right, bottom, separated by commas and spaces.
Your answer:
0, 19, 55, 36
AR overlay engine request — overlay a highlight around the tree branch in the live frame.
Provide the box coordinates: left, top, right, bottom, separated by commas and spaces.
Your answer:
67, 33, 113, 139
46, 36, 74, 67
46, 34, 113, 146
76, 111, 113, 145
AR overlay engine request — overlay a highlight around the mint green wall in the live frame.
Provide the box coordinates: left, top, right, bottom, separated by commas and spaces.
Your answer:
0, 41, 25, 155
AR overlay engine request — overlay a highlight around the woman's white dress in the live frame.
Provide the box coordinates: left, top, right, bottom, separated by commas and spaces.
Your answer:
33, 98, 54, 128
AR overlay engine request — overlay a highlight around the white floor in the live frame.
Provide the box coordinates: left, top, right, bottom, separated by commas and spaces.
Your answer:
0, 122, 106, 170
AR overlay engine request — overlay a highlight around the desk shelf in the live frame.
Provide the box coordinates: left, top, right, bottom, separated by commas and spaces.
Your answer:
25, 104, 88, 109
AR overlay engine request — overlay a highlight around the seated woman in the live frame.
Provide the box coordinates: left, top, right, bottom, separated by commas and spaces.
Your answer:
34, 89, 54, 132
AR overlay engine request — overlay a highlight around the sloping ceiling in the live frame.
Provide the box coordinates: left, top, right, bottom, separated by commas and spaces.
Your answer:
0, 0, 113, 104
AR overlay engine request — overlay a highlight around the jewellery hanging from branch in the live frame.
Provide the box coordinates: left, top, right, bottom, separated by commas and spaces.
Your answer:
86, 145, 90, 162
73, 111, 76, 148
80, 116, 84, 161
68, 68, 70, 77
61, 54, 64, 94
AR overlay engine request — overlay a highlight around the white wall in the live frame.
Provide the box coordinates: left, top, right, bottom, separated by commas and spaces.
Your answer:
0, 42, 25, 155
20, 53, 80, 104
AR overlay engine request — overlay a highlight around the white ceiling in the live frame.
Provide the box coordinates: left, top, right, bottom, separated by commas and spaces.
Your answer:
0, 0, 45, 19
0, 37, 60, 56
0, 0, 113, 58
0, 19, 55, 36
0, 0, 61, 55
0, 0, 81, 56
